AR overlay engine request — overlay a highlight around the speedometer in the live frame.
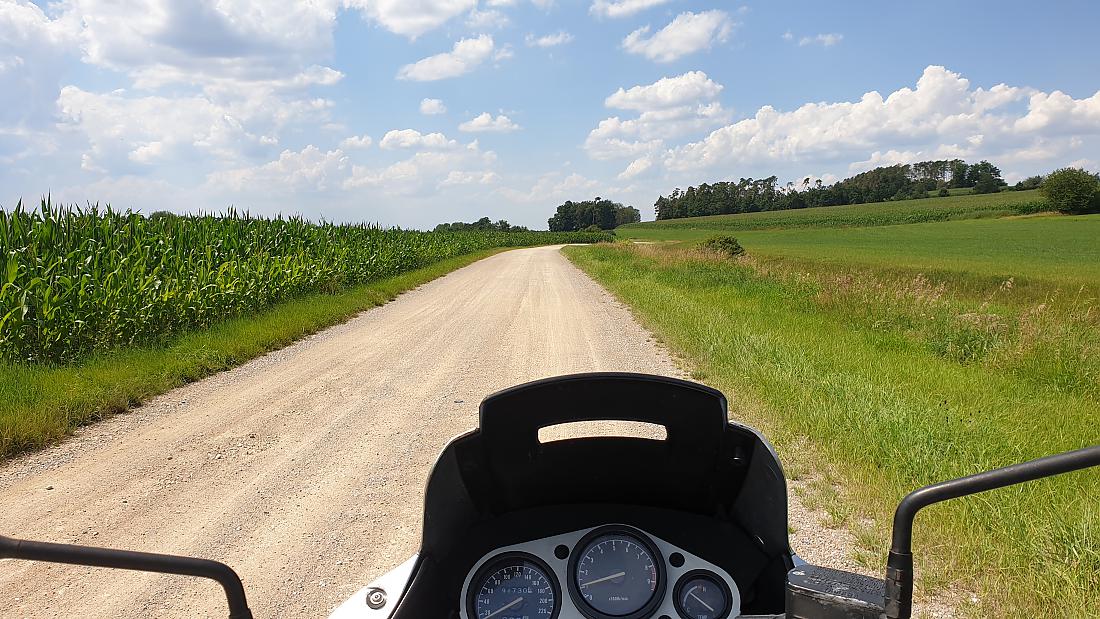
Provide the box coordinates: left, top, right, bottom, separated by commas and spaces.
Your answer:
468, 553, 560, 619
568, 526, 665, 619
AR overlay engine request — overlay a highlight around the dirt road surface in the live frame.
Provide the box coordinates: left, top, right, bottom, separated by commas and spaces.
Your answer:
0, 246, 871, 618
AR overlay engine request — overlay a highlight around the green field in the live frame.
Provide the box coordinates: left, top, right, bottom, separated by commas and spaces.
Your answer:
618, 189, 1050, 238
570, 200, 1099, 617
739, 216, 1098, 285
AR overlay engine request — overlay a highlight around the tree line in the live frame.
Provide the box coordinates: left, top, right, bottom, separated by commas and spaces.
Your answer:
433, 217, 529, 232
547, 198, 641, 231
654, 159, 1010, 220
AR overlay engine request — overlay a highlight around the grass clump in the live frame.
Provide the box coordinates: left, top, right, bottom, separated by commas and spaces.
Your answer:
701, 235, 746, 257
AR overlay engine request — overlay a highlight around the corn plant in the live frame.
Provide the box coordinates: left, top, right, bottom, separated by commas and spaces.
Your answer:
0, 199, 611, 364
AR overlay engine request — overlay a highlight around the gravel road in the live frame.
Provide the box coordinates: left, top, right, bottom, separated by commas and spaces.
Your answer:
0, 245, 875, 618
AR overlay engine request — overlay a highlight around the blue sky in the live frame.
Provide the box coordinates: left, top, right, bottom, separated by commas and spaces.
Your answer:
3, 1, 1099, 229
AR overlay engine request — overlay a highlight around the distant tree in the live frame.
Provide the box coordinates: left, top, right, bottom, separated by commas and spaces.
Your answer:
650, 158, 1007, 220
434, 217, 529, 232
972, 172, 1002, 194
937, 187, 951, 197
614, 205, 641, 226
1041, 168, 1100, 213
967, 161, 1005, 194
949, 159, 970, 188
1013, 175, 1044, 191
548, 198, 638, 230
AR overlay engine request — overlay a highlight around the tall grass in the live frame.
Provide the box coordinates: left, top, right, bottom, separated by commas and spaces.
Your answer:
0, 199, 609, 364
565, 242, 1099, 618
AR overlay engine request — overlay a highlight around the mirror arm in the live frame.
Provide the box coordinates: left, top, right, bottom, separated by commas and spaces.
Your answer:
885, 444, 1100, 619
0, 534, 253, 619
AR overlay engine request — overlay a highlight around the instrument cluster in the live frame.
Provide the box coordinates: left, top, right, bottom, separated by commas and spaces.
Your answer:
461, 524, 740, 619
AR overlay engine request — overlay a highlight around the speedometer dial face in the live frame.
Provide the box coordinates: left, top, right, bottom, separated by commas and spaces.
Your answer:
469, 553, 560, 619
570, 528, 664, 618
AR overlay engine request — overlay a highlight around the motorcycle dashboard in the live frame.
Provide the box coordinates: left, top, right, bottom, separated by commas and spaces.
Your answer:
460, 522, 741, 619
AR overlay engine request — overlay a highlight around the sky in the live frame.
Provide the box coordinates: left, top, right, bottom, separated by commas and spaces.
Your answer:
2, 1, 1099, 229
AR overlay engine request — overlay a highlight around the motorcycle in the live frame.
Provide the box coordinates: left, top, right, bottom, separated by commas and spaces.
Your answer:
3, 373, 1097, 619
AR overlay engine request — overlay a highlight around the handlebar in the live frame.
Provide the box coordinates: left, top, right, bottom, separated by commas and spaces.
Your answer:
0, 534, 253, 619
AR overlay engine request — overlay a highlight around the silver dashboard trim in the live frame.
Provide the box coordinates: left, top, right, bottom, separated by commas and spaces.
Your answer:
459, 523, 741, 619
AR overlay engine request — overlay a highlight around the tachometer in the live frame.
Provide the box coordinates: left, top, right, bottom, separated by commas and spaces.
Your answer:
569, 526, 664, 618
468, 553, 560, 619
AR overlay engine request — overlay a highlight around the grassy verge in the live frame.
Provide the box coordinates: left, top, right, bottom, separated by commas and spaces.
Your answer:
0, 248, 505, 460
564, 242, 1098, 618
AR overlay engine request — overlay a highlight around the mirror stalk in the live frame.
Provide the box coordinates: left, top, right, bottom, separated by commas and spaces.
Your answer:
885, 444, 1100, 619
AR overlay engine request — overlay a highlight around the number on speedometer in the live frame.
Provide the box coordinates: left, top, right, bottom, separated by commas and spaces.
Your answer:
468, 553, 560, 619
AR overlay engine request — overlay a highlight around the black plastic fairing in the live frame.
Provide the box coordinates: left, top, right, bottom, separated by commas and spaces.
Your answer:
405, 373, 794, 617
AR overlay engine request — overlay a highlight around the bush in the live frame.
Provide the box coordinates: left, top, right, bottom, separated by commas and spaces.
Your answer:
937, 188, 951, 197
583, 224, 603, 232
702, 235, 746, 257
1040, 168, 1100, 213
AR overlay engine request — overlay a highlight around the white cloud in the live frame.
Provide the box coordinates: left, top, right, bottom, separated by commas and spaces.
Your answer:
799, 33, 843, 47
606, 71, 724, 111
587, 71, 729, 160
56, 86, 332, 172
0, 1, 78, 132
65, 0, 341, 87
419, 98, 447, 115
346, 140, 496, 193
379, 129, 460, 150
663, 65, 1100, 176
208, 145, 348, 192
781, 30, 793, 41
494, 44, 515, 61
397, 35, 495, 81
497, 171, 601, 203
339, 134, 373, 149
344, 0, 477, 39
525, 31, 574, 48
590, 0, 674, 19
441, 170, 501, 186
618, 155, 653, 180
466, 8, 509, 29
459, 112, 521, 133
3, 1, 347, 173
622, 10, 734, 63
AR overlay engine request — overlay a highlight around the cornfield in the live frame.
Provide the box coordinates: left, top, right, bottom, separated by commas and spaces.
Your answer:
0, 200, 611, 364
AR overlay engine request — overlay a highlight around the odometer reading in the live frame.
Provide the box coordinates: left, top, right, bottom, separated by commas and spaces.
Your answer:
470, 554, 559, 619
571, 529, 663, 618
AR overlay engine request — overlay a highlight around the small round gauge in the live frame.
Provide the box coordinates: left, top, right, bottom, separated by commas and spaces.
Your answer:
569, 527, 664, 618
468, 553, 560, 619
674, 571, 733, 619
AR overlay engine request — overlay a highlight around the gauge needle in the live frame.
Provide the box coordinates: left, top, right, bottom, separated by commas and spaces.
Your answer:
483, 596, 524, 619
688, 590, 716, 613
580, 571, 627, 588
